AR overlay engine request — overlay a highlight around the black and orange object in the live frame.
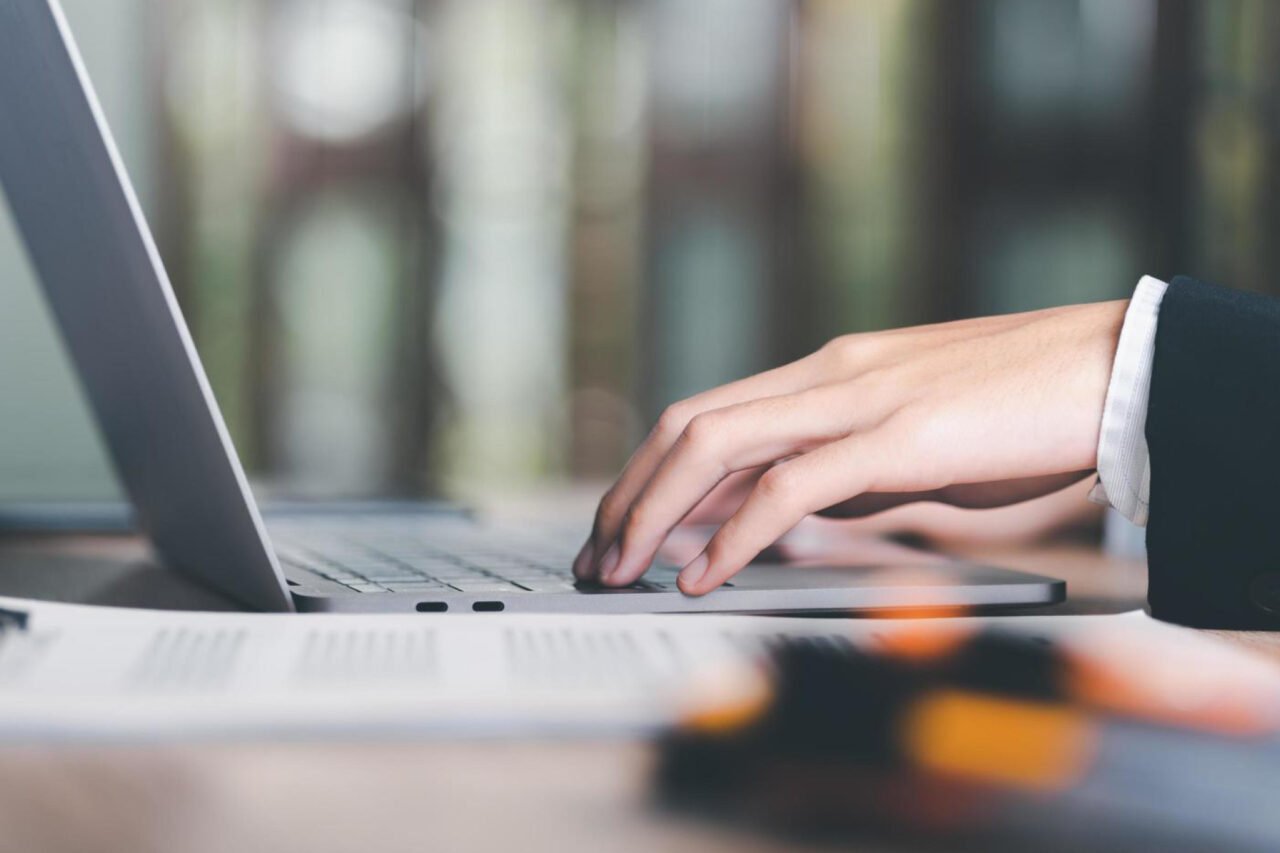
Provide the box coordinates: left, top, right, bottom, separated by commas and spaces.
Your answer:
655, 631, 1280, 851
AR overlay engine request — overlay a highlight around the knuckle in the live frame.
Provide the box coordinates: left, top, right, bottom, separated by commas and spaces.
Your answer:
755, 466, 800, 506
888, 405, 936, 445
655, 402, 693, 439
818, 333, 876, 374
680, 411, 721, 451
818, 334, 856, 366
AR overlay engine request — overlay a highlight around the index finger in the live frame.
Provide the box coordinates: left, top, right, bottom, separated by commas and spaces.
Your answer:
574, 352, 833, 579
677, 426, 917, 595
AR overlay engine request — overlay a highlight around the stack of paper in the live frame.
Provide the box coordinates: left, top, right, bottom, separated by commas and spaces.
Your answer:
0, 597, 1271, 740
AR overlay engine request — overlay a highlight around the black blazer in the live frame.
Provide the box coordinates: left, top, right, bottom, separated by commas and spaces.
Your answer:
1146, 276, 1280, 628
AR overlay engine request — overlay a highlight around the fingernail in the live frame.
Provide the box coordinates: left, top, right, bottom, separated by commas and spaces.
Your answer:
572, 541, 595, 579
598, 543, 621, 582
678, 553, 709, 591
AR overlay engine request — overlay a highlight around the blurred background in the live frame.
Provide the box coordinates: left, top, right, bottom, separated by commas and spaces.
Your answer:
0, 0, 1275, 507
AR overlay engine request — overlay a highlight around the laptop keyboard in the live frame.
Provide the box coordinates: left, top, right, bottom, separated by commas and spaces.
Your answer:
272, 525, 686, 594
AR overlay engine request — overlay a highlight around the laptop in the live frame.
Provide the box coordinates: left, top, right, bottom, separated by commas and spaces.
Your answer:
0, 0, 1064, 614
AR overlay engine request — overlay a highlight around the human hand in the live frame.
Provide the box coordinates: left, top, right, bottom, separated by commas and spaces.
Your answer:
573, 301, 1127, 594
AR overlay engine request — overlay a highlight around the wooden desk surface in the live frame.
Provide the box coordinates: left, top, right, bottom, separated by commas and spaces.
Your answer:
0, 532, 1276, 853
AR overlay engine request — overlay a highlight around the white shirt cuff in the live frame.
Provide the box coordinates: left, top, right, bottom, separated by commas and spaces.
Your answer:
1088, 275, 1168, 526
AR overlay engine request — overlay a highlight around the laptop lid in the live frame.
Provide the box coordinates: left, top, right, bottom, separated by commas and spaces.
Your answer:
0, 0, 293, 611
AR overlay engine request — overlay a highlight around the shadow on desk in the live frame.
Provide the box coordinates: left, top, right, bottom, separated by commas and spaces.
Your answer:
0, 535, 242, 611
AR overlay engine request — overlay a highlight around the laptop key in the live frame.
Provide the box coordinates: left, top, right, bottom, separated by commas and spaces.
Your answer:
384, 582, 451, 592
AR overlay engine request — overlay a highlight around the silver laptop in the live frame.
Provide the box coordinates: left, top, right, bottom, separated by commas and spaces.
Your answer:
0, 0, 1064, 614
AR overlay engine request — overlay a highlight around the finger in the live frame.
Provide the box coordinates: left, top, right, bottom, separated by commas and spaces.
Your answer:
678, 428, 915, 595
682, 468, 764, 524
577, 468, 763, 582
601, 386, 883, 586
576, 352, 843, 578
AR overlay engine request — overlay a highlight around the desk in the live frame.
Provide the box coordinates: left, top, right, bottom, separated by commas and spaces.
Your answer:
0, 533, 1274, 853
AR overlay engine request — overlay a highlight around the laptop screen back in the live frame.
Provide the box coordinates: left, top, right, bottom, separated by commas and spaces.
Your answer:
0, 0, 293, 610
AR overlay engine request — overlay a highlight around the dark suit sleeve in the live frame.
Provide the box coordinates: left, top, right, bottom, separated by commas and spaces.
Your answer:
1146, 276, 1280, 628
